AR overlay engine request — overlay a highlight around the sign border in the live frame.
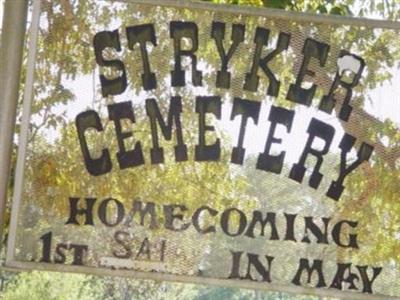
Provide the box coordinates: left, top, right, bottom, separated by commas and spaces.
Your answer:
3, 260, 395, 300
4, 1, 400, 299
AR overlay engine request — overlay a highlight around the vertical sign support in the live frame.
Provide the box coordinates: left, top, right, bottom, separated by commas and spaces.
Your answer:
0, 0, 28, 251
5, 0, 41, 261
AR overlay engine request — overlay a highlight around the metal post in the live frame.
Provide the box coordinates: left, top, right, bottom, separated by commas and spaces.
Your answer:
0, 0, 28, 252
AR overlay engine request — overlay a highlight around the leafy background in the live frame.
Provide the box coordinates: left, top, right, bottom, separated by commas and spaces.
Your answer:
1, 0, 399, 299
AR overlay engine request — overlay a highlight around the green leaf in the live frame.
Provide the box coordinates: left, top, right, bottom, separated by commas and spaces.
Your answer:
317, 5, 328, 13
330, 6, 345, 15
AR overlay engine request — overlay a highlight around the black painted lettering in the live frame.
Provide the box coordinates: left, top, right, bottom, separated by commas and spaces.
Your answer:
284, 213, 297, 242
245, 211, 279, 240
356, 266, 382, 294
228, 250, 243, 279
327, 133, 373, 200
245, 254, 274, 282
220, 208, 247, 237
292, 258, 326, 288
230, 98, 261, 165
170, 21, 202, 86
287, 38, 330, 106
39, 232, 52, 263
126, 24, 157, 90
145, 97, 187, 164
65, 197, 96, 225
332, 220, 359, 249
211, 22, 245, 88
108, 101, 144, 169
164, 204, 190, 232
136, 238, 151, 260
195, 96, 221, 161
54, 243, 68, 264
330, 263, 359, 291
69, 244, 88, 266
192, 206, 218, 234
93, 30, 127, 96
125, 200, 158, 230
98, 198, 125, 227
289, 118, 335, 189
257, 106, 294, 173
319, 51, 365, 121
301, 217, 330, 244
113, 230, 132, 258
244, 28, 290, 96
76, 111, 112, 176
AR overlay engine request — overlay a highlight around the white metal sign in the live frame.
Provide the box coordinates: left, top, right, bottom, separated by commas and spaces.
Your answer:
5, 1, 400, 299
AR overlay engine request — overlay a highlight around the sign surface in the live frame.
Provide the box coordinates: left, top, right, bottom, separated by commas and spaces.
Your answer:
6, 1, 400, 299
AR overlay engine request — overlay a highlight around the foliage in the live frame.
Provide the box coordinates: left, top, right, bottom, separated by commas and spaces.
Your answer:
0, 272, 101, 300
1, 0, 399, 299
